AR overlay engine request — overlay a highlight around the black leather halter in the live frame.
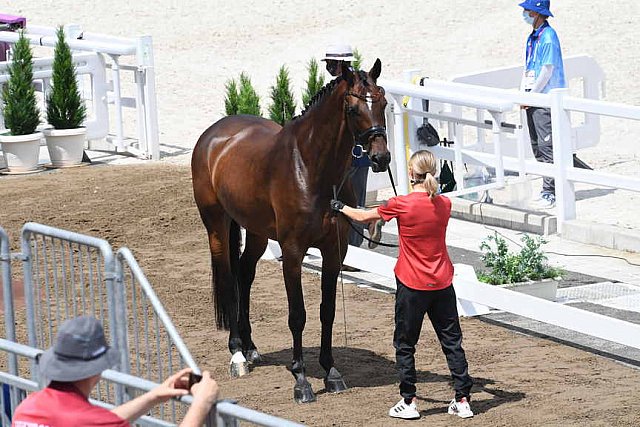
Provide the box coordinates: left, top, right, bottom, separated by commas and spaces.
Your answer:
345, 90, 387, 150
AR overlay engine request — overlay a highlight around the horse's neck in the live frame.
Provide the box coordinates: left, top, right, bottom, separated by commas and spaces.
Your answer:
289, 96, 353, 192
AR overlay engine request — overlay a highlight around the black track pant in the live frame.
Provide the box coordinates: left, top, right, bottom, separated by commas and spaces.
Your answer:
526, 106, 555, 194
394, 278, 473, 401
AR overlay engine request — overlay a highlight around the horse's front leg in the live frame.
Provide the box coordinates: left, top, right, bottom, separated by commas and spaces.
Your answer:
281, 245, 315, 403
319, 243, 348, 394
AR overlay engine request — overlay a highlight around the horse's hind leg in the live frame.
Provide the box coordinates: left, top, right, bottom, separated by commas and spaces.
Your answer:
201, 211, 248, 377
238, 231, 268, 364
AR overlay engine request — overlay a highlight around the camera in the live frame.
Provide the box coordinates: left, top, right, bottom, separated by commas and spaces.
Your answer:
188, 372, 203, 389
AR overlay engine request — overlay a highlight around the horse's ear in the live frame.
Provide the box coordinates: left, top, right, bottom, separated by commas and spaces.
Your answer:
369, 58, 382, 82
342, 65, 354, 86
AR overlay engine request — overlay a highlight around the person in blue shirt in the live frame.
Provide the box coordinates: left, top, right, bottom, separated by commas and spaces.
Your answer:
519, 0, 566, 209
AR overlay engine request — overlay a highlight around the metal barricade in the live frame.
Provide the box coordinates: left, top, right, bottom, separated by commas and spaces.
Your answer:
0, 223, 301, 426
116, 247, 198, 424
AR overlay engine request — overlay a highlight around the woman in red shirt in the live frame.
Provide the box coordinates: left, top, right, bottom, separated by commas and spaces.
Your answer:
331, 150, 473, 420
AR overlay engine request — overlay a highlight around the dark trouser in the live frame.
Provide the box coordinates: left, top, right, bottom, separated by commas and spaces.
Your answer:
394, 278, 473, 401
526, 107, 555, 195
348, 165, 369, 246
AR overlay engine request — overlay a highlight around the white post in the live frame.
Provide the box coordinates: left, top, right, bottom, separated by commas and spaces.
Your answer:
137, 36, 160, 160
392, 95, 410, 195
550, 88, 576, 232
108, 54, 125, 151
402, 69, 421, 154
489, 111, 505, 187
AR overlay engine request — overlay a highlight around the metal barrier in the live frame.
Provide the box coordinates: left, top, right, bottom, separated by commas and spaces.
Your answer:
115, 247, 198, 423
0, 223, 301, 426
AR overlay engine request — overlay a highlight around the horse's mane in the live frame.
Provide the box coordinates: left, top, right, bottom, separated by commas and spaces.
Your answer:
294, 76, 344, 119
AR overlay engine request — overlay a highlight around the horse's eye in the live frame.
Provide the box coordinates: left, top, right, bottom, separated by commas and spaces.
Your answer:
347, 105, 359, 116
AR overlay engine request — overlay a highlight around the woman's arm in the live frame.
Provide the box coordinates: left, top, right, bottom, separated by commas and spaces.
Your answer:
340, 205, 382, 223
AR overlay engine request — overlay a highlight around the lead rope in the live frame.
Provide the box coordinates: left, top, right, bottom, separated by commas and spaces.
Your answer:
333, 184, 349, 347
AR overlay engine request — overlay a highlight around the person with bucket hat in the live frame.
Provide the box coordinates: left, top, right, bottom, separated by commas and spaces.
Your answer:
12, 315, 219, 426
321, 44, 384, 258
519, 0, 566, 209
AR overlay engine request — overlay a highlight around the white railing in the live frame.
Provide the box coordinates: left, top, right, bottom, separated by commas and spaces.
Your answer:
374, 59, 640, 233
0, 24, 159, 160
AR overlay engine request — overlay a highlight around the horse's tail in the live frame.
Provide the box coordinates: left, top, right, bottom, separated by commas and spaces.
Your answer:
212, 219, 242, 330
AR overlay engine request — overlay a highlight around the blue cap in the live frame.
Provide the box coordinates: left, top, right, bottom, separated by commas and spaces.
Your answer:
518, 0, 553, 17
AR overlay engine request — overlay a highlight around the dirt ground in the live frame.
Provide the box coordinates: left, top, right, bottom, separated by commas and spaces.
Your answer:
1, 163, 639, 426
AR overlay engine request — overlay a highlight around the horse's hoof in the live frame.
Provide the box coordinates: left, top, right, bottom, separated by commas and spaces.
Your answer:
229, 351, 250, 377
293, 381, 316, 403
245, 349, 262, 364
324, 367, 348, 393
229, 361, 250, 377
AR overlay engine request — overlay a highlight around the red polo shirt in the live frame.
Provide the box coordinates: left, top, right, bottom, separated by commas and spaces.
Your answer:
377, 192, 454, 290
12, 383, 129, 427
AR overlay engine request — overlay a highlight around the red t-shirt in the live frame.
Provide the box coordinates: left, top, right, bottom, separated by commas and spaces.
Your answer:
377, 192, 454, 291
12, 383, 130, 427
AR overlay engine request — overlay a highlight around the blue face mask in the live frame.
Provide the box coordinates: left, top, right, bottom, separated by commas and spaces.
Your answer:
523, 11, 535, 25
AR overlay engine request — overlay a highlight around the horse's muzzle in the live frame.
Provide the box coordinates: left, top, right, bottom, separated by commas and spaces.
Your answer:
370, 151, 391, 173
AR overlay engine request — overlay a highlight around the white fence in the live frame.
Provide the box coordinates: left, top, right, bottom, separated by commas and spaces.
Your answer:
369, 56, 640, 233
0, 24, 159, 160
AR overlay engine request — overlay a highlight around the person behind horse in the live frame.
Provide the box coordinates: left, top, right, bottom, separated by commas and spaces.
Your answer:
331, 150, 473, 420
12, 315, 219, 427
322, 43, 383, 260
519, 0, 566, 209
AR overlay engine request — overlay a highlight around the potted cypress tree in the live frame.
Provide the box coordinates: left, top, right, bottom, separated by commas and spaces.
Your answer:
0, 31, 43, 173
268, 65, 296, 125
43, 26, 87, 167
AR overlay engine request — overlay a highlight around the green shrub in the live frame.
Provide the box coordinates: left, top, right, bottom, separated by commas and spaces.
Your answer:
237, 72, 261, 116
301, 58, 324, 107
46, 26, 87, 129
268, 65, 296, 125
352, 48, 363, 71
224, 78, 239, 116
2, 31, 40, 135
478, 232, 562, 285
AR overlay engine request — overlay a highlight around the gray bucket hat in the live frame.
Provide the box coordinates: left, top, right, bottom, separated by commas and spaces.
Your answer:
39, 315, 121, 382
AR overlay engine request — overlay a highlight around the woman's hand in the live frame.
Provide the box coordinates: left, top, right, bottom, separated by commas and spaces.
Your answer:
330, 199, 345, 212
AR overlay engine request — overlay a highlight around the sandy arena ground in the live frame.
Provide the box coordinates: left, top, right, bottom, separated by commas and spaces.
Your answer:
1, 165, 639, 426
1, 1, 640, 425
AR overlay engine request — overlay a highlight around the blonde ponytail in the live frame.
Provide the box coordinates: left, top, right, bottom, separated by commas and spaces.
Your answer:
424, 173, 439, 198
409, 150, 439, 198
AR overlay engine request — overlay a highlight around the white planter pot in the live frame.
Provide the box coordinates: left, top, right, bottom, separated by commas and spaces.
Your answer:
0, 132, 43, 172
499, 279, 558, 301
44, 127, 87, 167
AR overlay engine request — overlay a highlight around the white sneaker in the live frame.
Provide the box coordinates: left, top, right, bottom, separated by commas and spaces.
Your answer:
448, 397, 474, 418
388, 398, 420, 419
533, 192, 555, 209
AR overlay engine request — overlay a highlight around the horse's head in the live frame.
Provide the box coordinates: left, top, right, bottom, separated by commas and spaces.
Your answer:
342, 59, 391, 173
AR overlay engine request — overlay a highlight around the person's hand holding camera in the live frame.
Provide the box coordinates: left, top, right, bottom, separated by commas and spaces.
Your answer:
190, 371, 218, 407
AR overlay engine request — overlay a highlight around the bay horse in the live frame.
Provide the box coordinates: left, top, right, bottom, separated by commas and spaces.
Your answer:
191, 59, 390, 403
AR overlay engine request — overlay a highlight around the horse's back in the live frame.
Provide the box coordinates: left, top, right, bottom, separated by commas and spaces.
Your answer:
194, 115, 281, 153
191, 115, 285, 232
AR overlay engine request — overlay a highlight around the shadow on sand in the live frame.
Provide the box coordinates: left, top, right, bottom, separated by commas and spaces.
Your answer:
256, 345, 525, 415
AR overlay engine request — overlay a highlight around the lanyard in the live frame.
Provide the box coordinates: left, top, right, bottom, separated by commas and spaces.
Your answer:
526, 23, 548, 69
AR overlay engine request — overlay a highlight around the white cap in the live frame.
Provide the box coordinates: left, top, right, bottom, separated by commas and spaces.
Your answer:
322, 43, 355, 62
